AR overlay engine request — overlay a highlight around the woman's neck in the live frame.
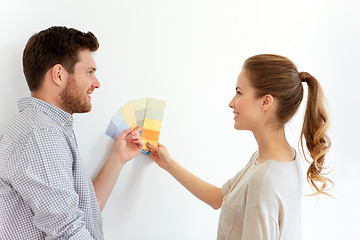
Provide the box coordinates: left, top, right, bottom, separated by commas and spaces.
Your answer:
252, 126, 294, 164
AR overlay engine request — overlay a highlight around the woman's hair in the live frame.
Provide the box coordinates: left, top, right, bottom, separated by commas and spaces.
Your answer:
243, 54, 332, 196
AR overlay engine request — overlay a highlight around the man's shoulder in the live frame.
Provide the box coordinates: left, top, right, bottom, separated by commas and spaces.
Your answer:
2, 107, 63, 144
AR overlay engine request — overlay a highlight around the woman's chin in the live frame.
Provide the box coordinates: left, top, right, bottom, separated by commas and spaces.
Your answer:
234, 124, 241, 130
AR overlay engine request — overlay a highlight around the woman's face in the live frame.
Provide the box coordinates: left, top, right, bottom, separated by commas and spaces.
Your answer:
229, 70, 262, 130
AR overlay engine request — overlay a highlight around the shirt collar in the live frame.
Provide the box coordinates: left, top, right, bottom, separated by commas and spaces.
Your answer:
18, 97, 74, 127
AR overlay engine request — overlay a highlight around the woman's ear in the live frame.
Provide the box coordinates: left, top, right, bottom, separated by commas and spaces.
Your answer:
261, 94, 274, 111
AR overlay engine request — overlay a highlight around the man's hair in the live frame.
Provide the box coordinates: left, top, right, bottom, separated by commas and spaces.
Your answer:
22, 26, 99, 91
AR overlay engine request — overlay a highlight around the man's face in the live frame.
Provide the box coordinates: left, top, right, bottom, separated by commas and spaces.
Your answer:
59, 49, 100, 114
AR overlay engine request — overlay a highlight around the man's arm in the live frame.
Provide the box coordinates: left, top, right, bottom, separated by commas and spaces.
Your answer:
10, 128, 95, 239
92, 126, 143, 211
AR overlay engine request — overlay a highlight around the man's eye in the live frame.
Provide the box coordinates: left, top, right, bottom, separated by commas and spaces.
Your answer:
236, 91, 241, 95
88, 71, 93, 76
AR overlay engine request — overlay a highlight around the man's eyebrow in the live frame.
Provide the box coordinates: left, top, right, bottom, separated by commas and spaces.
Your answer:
87, 67, 97, 71
236, 87, 242, 90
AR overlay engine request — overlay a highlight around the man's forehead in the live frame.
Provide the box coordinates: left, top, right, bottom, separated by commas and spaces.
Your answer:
76, 50, 96, 68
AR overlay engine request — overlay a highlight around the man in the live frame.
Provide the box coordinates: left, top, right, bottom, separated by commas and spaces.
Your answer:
0, 26, 144, 239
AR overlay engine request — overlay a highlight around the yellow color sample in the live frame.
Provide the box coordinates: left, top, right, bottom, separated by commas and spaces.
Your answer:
119, 101, 137, 128
143, 118, 162, 132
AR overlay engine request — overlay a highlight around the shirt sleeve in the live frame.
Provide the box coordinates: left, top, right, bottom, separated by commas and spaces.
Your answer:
241, 206, 279, 240
221, 168, 246, 197
8, 127, 94, 240
221, 152, 258, 197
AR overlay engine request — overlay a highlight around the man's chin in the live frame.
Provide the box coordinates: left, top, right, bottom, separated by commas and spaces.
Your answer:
72, 104, 92, 114
84, 106, 92, 113
79, 106, 92, 113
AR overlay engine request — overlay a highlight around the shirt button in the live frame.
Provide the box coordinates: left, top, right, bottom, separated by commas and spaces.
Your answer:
71, 134, 74, 139
101, 235, 104, 239
61, 123, 65, 127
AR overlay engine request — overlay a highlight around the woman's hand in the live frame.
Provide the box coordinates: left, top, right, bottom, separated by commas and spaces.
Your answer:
146, 142, 173, 171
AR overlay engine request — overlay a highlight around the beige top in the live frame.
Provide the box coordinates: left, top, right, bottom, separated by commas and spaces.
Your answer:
217, 151, 303, 240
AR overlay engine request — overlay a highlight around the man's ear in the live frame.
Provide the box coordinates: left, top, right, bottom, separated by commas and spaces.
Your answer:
50, 64, 67, 87
261, 94, 274, 111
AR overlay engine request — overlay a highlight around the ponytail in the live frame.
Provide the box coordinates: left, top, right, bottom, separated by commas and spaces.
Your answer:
299, 72, 333, 196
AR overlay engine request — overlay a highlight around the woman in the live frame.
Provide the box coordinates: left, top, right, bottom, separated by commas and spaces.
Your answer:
146, 54, 332, 240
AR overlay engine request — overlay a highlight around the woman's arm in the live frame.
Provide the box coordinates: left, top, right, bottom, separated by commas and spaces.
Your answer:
147, 143, 223, 209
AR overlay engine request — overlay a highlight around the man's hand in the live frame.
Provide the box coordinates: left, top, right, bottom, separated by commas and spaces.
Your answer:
111, 126, 144, 164
93, 126, 144, 211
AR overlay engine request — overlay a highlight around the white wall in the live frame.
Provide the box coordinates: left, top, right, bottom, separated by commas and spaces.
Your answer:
1, 0, 359, 239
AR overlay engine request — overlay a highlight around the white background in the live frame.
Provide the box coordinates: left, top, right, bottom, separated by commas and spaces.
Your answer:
1, 0, 359, 239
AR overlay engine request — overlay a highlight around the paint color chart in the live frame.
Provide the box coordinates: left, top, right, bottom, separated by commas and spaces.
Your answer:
106, 98, 166, 155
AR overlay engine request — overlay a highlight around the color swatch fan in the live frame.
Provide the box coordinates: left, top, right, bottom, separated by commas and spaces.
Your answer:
105, 98, 166, 155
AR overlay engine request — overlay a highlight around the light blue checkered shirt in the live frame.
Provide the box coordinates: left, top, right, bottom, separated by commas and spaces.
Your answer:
0, 97, 104, 239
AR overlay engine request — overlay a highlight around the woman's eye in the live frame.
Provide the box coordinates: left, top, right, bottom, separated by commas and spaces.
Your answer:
236, 91, 241, 95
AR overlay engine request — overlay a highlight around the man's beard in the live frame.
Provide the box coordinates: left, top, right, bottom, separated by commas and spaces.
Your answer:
59, 76, 92, 114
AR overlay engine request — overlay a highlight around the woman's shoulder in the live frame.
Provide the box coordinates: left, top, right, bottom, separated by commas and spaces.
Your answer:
248, 152, 302, 194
